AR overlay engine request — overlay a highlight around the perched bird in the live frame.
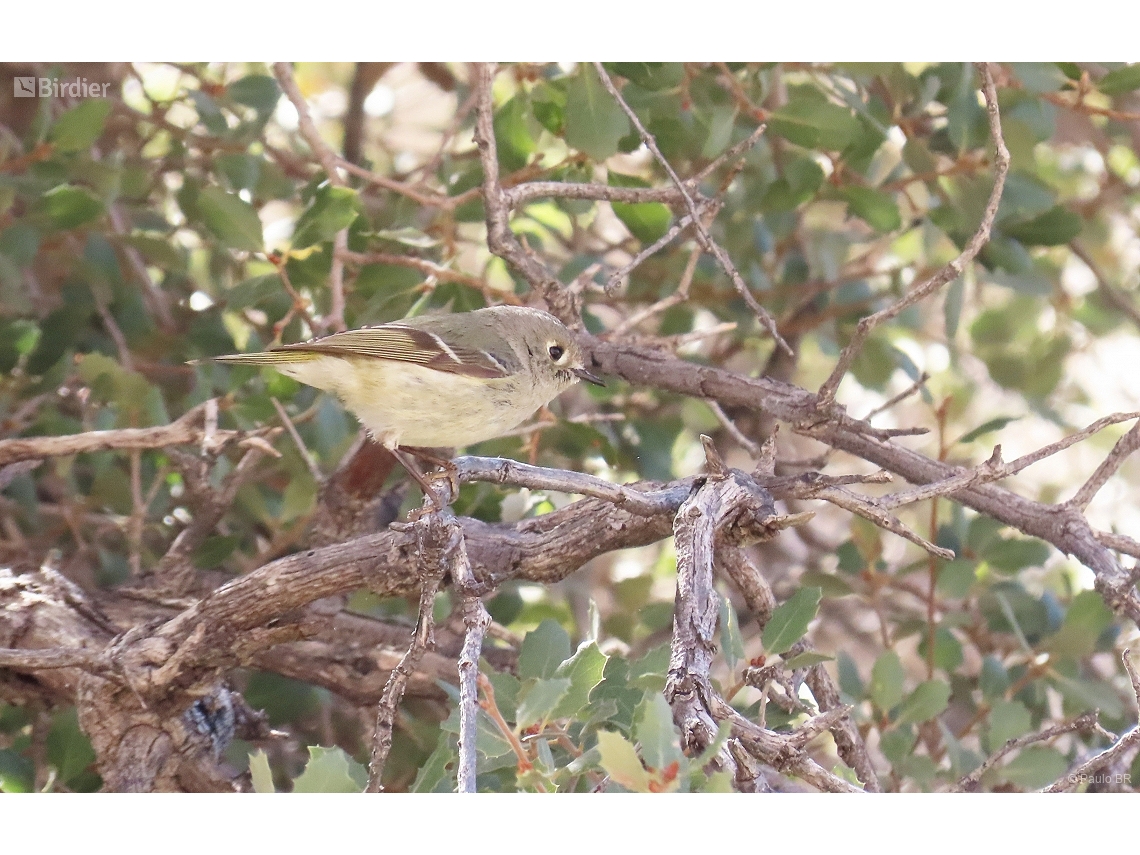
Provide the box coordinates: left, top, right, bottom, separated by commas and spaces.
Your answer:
204, 305, 604, 501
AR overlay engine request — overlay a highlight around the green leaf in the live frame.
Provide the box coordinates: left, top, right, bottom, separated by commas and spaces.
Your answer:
979, 655, 1010, 699
767, 93, 860, 150
596, 730, 650, 792
227, 75, 281, 112
49, 99, 112, 153
292, 185, 359, 249
762, 586, 822, 654
248, 749, 275, 793
1051, 672, 1125, 720
515, 677, 572, 729
551, 641, 608, 720
841, 186, 902, 231
192, 534, 241, 570
493, 95, 536, 171
198, 186, 263, 251
1047, 591, 1113, 659
531, 82, 566, 134
634, 692, 681, 771
718, 594, 746, 672
46, 708, 96, 784
1001, 206, 1082, 246
984, 537, 1050, 573
0, 749, 34, 793
917, 626, 964, 672
564, 65, 631, 161
895, 679, 951, 725
761, 157, 824, 212
518, 619, 572, 680
870, 650, 906, 711
609, 172, 673, 244
988, 699, 1032, 749
42, 185, 104, 229
1000, 746, 1068, 790
837, 651, 864, 700
291, 746, 366, 792
937, 559, 977, 598
957, 415, 1020, 444
1097, 64, 1140, 96
783, 651, 834, 669
605, 63, 684, 91
411, 734, 456, 793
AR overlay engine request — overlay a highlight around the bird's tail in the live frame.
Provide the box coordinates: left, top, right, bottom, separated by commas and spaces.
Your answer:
190, 350, 324, 367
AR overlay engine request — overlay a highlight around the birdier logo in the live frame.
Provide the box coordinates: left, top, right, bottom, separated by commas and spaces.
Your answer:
13, 77, 110, 98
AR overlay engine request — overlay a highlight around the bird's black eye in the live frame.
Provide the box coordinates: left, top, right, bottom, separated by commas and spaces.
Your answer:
548, 344, 564, 362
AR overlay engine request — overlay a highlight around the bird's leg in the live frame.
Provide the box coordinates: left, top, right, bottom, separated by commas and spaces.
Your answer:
404, 447, 461, 499
389, 446, 460, 515
389, 447, 447, 512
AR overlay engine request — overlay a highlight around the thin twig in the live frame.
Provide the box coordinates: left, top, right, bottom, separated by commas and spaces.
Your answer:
1043, 649, 1140, 792
592, 63, 789, 357
1067, 421, 1140, 511
0, 402, 258, 467
606, 201, 719, 294
956, 710, 1102, 791
471, 63, 577, 323
505, 181, 687, 208
365, 565, 443, 792
1068, 241, 1140, 333
272, 63, 345, 186
272, 62, 350, 333
817, 62, 1009, 405
1094, 530, 1140, 559
999, 411, 1140, 478
612, 241, 702, 334
863, 373, 930, 421
706, 400, 764, 460
877, 445, 1005, 510
270, 397, 322, 483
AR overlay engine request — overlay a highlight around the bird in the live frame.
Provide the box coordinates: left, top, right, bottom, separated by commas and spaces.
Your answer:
201, 305, 604, 504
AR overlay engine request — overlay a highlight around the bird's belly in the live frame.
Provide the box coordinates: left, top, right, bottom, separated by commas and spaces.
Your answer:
296, 358, 549, 449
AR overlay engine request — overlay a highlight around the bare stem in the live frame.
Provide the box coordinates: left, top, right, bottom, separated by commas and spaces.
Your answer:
817, 62, 1009, 405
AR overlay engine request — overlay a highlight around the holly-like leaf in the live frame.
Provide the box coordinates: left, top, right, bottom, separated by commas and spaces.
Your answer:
248, 749, 275, 793
518, 619, 572, 680
564, 65, 631, 162
762, 587, 822, 654
291, 746, 366, 793
596, 730, 650, 792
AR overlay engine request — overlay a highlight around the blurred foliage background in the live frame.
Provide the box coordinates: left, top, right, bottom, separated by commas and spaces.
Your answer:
2, 62, 1140, 792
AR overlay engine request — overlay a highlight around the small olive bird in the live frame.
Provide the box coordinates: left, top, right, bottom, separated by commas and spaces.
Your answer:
202, 306, 604, 501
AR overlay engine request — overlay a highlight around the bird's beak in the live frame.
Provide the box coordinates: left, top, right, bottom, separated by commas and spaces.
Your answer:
572, 366, 605, 387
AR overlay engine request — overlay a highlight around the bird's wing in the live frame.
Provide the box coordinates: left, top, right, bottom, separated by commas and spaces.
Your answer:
271, 324, 511, 379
